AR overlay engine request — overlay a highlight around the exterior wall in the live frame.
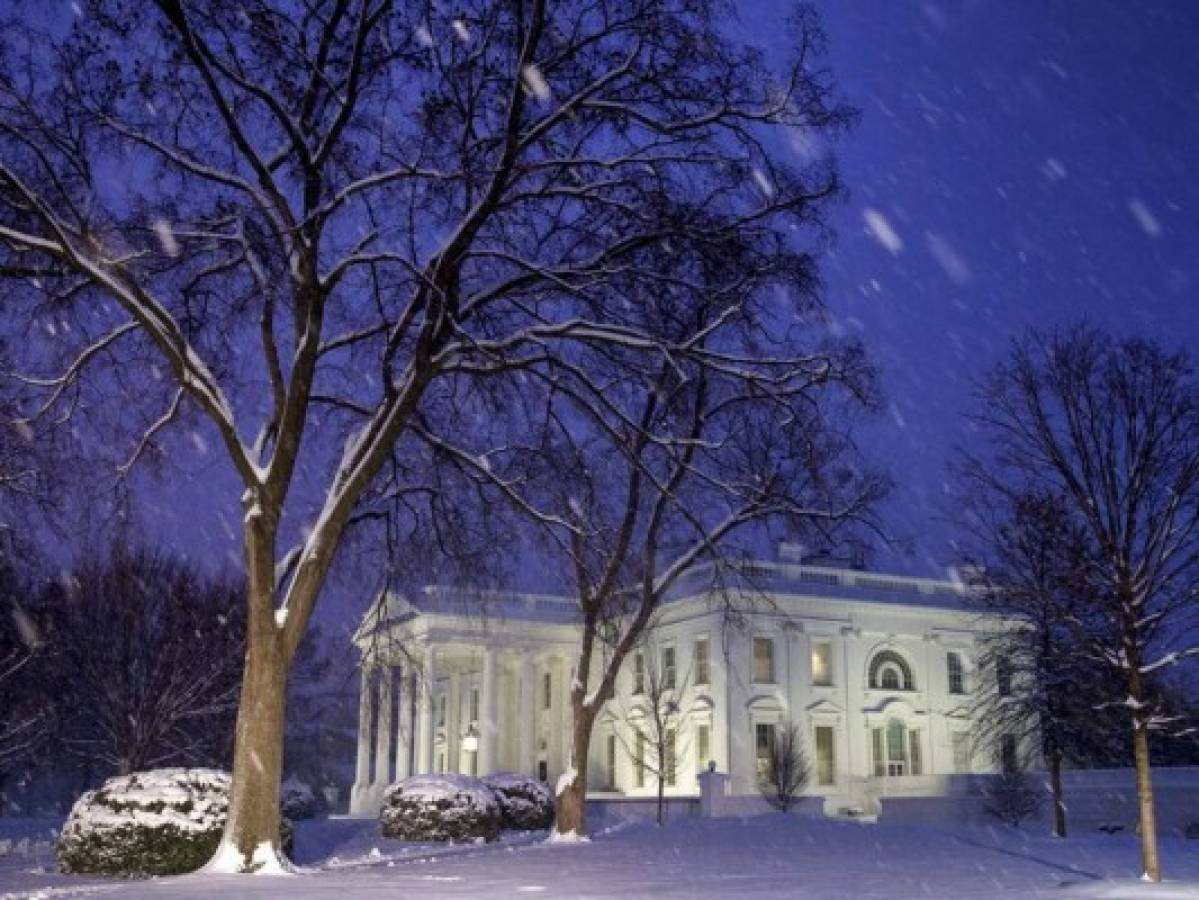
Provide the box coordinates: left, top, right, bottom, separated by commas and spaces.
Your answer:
348, 569, 1008, 817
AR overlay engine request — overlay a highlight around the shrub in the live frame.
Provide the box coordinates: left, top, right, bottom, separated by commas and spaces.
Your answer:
483, 772, 555, 830
379, 775, 501, 842
280, 777, 322, 820
983, 770, 1042, 827
57, 769, 293, 876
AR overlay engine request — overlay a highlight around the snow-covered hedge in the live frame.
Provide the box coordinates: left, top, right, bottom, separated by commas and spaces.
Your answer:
379, 775, 502, 842
483, 772, 555, 831
57, 769, 293, 876
280, 777, 322, 820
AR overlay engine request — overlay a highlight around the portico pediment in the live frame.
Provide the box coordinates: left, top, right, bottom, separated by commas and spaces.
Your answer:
805, 698, 844, 717
861, 696, 924, 722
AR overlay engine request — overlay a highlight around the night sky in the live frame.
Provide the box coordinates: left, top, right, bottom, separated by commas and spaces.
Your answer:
113, 1, 1199, 628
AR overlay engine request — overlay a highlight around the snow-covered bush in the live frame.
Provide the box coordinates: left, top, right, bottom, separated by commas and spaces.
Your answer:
483, 772, 555, 830
280, 777, 322, 820
57, 769, 293, 876
379, 775, 502, 842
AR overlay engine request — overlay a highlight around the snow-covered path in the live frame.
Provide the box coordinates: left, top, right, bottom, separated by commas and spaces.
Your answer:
2, 814, 1197, 899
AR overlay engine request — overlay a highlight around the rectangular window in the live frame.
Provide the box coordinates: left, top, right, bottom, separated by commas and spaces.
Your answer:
606, 734, 617, 790
754, 722, 776, 780
694, 638, 710, 685
947, 652, 965, 695
952, 732, 971, 773
996, 656, 1012, 697
908, 729, 922, 776
634, 730, 646, 788
812, 641, 833, 687
665, 729, 677, 786
437, 694, 446, 727
696, 724, 711, 772
633, 652, 644, 695
543, 671, 552, 710
871, 727, 884, 777
470, 687, 480, 722
815, 726, 835, 786
753, 637, 774, 683
662, 646, 677, 691
467, 749, 478, 776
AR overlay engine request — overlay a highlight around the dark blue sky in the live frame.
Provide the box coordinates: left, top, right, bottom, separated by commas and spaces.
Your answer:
112, 1, 1199, 628
796, 0, 1199, 574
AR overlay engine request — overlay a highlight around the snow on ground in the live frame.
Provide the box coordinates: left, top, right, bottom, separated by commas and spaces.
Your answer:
0, 813, 1197, 899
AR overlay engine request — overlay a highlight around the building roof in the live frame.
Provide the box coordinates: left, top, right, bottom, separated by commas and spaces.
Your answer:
354, 558, 977, 644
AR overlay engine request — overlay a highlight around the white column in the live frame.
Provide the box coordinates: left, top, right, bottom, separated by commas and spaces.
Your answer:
417, 644, 436, 774
394, 666, 412, 781
479, 648, 498, 774
559, 656, 574, 773
519, 654, 537, 775
448, 668, 462, 773
353, 664, 373, 792
374, 665, 393, 786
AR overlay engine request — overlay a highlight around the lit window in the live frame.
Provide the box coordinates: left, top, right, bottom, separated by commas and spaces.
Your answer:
811, 641, 833, 686
662, 646, 676, 691
815, 726, 835, 786
694, 639, 710, 685
696, 724, 711, 771
633, 652, 644, 695
754, 722, 776, 780
947, 652, 965, 695
753, 637, 774, 683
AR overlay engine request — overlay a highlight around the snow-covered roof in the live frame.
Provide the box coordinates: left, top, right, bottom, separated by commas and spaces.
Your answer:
356, 558, 977, 641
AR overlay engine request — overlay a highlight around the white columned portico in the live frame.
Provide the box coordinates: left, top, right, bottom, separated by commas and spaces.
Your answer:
479, 647, 498, 774
417, 644, 436, 774
448, 668, 462, 772
519, 654, 537, 775
374, 665, 393, 787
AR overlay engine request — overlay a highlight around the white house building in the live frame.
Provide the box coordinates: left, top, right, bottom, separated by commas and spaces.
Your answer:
349, 549, 1011, 818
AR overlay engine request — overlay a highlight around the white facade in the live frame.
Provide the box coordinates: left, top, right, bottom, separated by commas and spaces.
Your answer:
349, 557, 1007, 817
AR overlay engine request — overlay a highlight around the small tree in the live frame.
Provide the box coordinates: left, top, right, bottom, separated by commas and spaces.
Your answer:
983, 768, 1042, 828
617, 638, 692, 827
759, 721, 810, 813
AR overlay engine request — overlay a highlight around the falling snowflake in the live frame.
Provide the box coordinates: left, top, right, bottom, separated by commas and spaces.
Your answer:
925, 231, 972, 285
752, 168, 775, 198
1128, 199, 1162, 238
863, 208, 903, 255
451, 19, 470, 43
521, 64, 552, 102
414, 24, 434, 47
152, 218, 179, 257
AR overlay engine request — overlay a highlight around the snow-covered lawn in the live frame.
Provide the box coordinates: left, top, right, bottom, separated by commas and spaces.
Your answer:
1, 813, 1197, 898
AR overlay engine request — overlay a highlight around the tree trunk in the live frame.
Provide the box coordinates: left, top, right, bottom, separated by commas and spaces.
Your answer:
217, 621, 289, 872
1131, 720, 1160, 882
656, 774, 665, 826
554, 709, 595, 837
1048, 746, 1066, 839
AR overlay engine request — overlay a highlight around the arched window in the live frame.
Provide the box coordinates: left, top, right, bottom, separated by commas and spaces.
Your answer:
868, 650, 914, 690
946, 652, 965, 694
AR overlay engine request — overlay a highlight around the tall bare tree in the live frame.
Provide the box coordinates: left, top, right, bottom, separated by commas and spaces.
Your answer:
0, 0, 859, 868
968, 323, 1199, 881
955, 491, 1124, 838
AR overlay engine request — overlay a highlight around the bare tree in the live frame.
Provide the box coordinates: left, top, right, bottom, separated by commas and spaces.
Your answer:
0, 0, 862, 868
0, 556, 49, 810
39, 545, 244, 777
758, 720, 810, 813
956, 491, 1124, 838
610, 637, 693, 827
968, 323, 1199, 881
